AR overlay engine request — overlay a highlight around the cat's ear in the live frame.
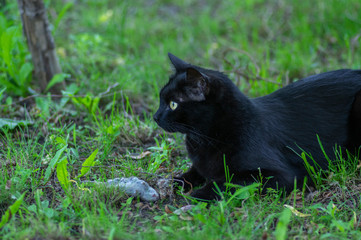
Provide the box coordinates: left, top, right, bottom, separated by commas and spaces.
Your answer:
168, 53, 189, 71
185, 68, 209, 101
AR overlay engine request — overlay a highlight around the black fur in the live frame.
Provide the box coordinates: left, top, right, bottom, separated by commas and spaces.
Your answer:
153, 53, 361, 200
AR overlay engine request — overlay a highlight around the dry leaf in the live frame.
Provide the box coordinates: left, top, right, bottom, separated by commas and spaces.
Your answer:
284, 204, 311, 217
179, 215, 193, 221
154, 229, 162, 234
229, 207, 243, 218
353, 211, 357, 228
332, 203, 339, 211
165, 205, 173, 214
128, 151, 151, 160
173, 205, 195, 215
6, 180, 11, 190
135, 202, 144, 208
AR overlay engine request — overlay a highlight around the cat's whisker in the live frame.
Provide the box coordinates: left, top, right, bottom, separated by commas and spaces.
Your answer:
174, 121, 227, 145
171, 122, 226, 152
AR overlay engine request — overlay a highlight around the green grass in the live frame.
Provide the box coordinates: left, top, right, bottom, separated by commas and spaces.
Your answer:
1, 0, 361, 239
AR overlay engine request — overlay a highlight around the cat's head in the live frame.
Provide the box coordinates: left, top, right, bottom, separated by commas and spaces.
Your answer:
153, 53, 225, 134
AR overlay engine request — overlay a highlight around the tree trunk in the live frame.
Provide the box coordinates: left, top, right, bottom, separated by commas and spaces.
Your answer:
17, 0, 64, 94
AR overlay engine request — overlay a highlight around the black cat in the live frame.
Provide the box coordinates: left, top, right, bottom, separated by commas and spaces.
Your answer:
153, 53, 361, 200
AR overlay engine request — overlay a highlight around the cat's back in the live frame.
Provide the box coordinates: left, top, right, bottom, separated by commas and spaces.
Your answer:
251, 69, 361, 166
255, 69, 361, 111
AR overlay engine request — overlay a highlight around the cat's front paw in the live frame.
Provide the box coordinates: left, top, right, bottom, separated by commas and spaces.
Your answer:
189, 181, 225, 201
190, 188, 221, 201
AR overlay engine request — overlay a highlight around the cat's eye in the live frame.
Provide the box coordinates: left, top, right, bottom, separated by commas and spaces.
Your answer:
169, 101, 178, 110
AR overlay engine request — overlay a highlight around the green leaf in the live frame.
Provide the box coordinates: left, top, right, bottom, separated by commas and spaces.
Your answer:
44, 208, 55, 219
72, 94, 100, 114
54, 2, 74, 32
56, 157, 69, 190
0, 13, 8, 33
225, 182, 260, 204
59, 83, 79, 108
44, 145, 68, 182
62, 83, 79, 95
35, 95, 52, 118
0, 74, 17, 90
5, 96, 12, 105
18, 62, 33, 85
0, 87, 6, 101
1, 26, 18, 78
45, 73, 68, 92
76, 148, 98, 179
27, 204, 37, 213
0, 118, 33, 130
274, 208, 292, 240
0, 192, 26, 228
91, 97, 100, 114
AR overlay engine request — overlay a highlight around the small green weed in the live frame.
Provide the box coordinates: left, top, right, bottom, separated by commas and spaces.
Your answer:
0, 13, 32, 97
